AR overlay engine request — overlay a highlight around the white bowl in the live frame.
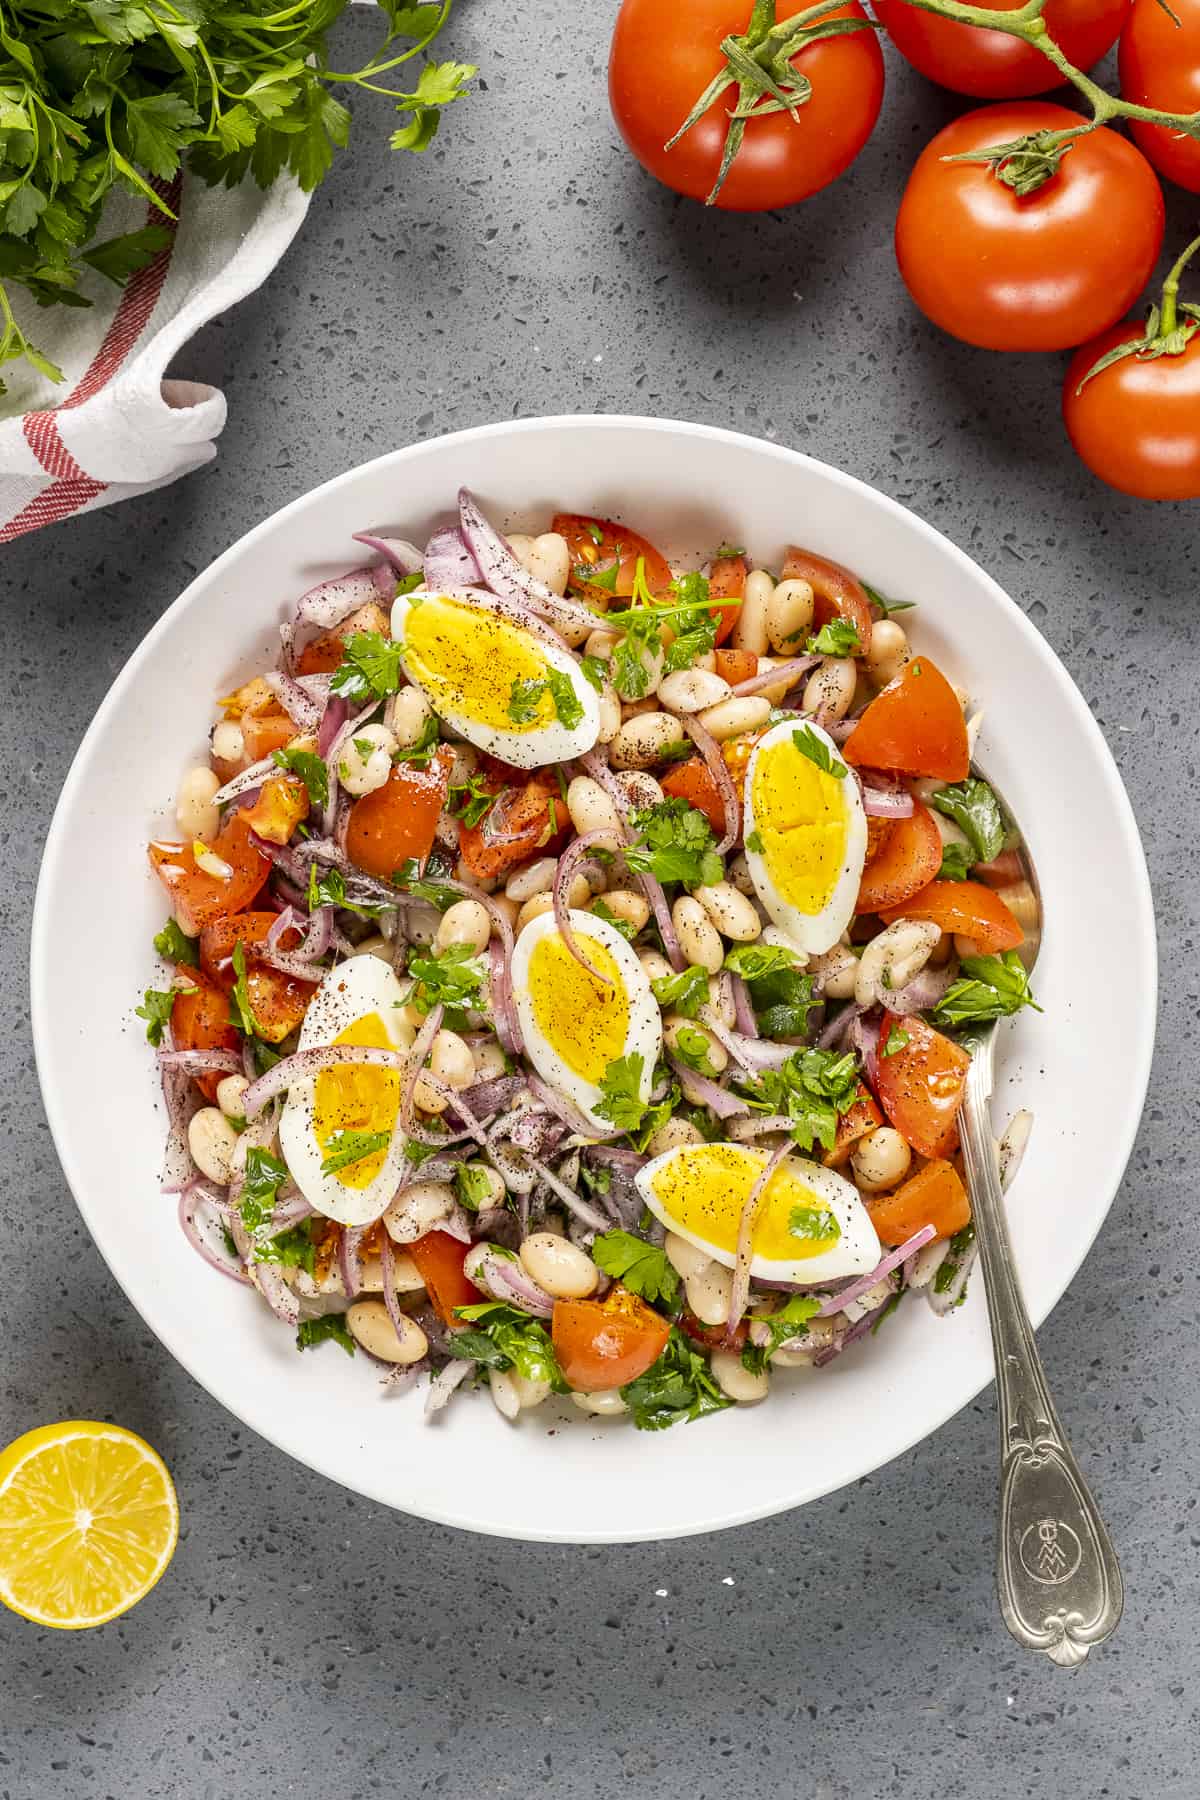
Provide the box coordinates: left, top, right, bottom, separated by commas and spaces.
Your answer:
32, 417, 1156, 1543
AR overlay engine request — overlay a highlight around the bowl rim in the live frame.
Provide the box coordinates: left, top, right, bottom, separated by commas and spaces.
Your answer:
30, 414, 1158, 1541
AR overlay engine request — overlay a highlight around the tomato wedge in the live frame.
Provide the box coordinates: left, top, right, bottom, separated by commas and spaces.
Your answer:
680, 1309, 748, 1350
241, 712, 298, 765
661, 755, 731, 835
552, 511, 673, 598
823, 1084, 884, 1168
170, 965, 241, 1101
239, 774, 309, 846
707, 552, 745, 646
410, 1230, 484, 1328
855, 801, 943, 913
198, 910, 316, 1044
844, 657, 968, 781
867, 1159, 970, 1246
781, 546, 874, 655
295, 602, 392, 677
198, 910, 300, 976
879, 879, 1023, 953
873, 1014, 971, 1159
714, 647, 758, 687
552, 1286, 672, 1390
458, 772, 569, 880
346, 747, 454, 882
148, 814, 270, 936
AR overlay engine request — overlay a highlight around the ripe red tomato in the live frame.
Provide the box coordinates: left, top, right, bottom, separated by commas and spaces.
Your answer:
148, 815, 269, 936
878, 879, 1024, 953
552, 1288, 671, 1390
1120, 0, 1200, 191
780, 546, 874, 655
873, 1015, 971, 1159
855, 802, 944, 914
346, 748, 454, 882
609, 0, 884, 211
844, 656, 968, 781
170, 966, 241, 1101
1063, 325, 1200, 499
874, 0, 1129, 99
553, 512, 673, 598
895, 103, 1165, 351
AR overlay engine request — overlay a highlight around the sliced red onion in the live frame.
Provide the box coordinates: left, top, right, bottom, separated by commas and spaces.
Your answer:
178, 1186, 251, 1285
666, 1059, 749, 1119
584, 1144, 647, 1169
213, 755, 280, 808
324, 698, 383, 834
815, 1224, 936, 1319
380, 1358, 428, 1393
726, 1139, 792, 1342
553, 831, 617, 988
680, 715, 739, 854
850, 1010, 880, 1088
817, 1001, 862, 1052
464, 1241, 554, 1316
860, 781, 915, 820
879, 959, 958, 1015
294, 567, 378, 630
264, 670, 324, 732
527, 1074, 612, 1139
423, 524, 481, 591
926, 1239, 979, 1317
458, 489, 600, 635
266, 1190, 313, 1231
999, 1109, 1033, 1190
379, 1232, 412, 1342
352, 533, 423, 576
159, 1060, 201, 1192
317, 696, 349, 758
339, 1225, 366, 1300
399, 1004, 449, 1145
730, 655, 818, 698
705, 1019, 792, 1074
442, 1204, 474, 1244
642, 870, 686, 971
730, 974, 757, 1038
525, 1155, 610, 1233
157, 1047, 245, 1078
813, 1297, 894, 1366
458, 1073, 527, 1120
728, 1113, 794, 1142
425, 1357, 475, 1419
243, 1043, 408, 1120
230, 1214, 300, 1325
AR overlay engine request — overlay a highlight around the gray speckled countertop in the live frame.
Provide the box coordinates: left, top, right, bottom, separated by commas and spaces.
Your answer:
2, 4, 1197, 1795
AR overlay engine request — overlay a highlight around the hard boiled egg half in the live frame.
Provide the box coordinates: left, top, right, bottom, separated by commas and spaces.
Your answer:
742, 718, 867, 955
391, 590, 600, 769
635, 1142, 880, 1285
510, 908, 662, 1134
279, 955, 413, 1227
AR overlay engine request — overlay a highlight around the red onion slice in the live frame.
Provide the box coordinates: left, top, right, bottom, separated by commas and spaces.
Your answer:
178, 1186, 251, 1285
705, 1019, 792, 1075
879, 959, 958, 1015
352, 533, 423, 576
680, 715, 739, 854
264, 670, 324, 732
860, 780, 915, 820
730, 655, 818, 698
580, 753, 687, 972
243, 1043, 408, 1120
817, 1002, 863, 1052
379, 1232, 411, 1342
815, 1224, 936, 1319
526, 1155, 611, 1233
666, 1059, 748, 1119
423, 525, 481, 591
728, 1113, 795, 1141
458, 489, 602, 636
425, 1357, 475, 1419
213, 755, 281, 808
527, 1074, 615, 1139
464, 1242, 554, 1316
339, 1225, 365, 1299
229, 1213, 300, 1325
730, 974, 757, 1037
726, 1138, 792, 1341
850, 1011, 881, 1087
553, 832, 617, 988
294, 567, 379, 630
812, 1297, 894, 1366
317, 696, 349, 758
157, 1047, 245, 1078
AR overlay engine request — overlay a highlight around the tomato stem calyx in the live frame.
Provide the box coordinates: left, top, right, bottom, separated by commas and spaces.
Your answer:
1075, 232, 1200, 393
941, 125, 1089, 196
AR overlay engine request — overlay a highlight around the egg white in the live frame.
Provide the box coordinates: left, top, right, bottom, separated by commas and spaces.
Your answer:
391, 590, 600, 769
510, 907, 662, 1134
279, 955, 413, 1227
742, 717, 867, 956
635, 1142, 881, 1285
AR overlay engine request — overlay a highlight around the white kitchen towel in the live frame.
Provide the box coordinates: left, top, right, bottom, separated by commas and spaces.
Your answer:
0, 169, 309, 545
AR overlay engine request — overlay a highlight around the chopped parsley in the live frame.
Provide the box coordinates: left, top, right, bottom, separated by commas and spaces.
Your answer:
791, 725, 846, 780
240, 1147, 290, 1231
447, 772, 495, 828
934, 1222, 976, 1297
507, 669, 585, 731
723, 943, 817, 1041
590, 897, 638, 941
403, 1136, 444, 1167
808, 618, 861, 657
788, 1204, 841, 1244
271, 745, 328, 809
136, 986, 180, 1046
454, 1163, 494, 1211
447, 1301, 567, 1390
736, 1047, 861, 1154
741, 1294, 821, 1375
307, 862, 384, 919
931, 951, 1041, 1029
296, 1313, 355, 1356
937, 841, 976, 882
256, 1218, 320, 1276
931, 778, 1005, 865
391, 713, 441, 769
861, 582, 916, 618
592, 1231, 680, 1306
650, 964, 711, 1019
882, 1023, 911, 1058
228, 941, 261, 1038
406, 941, 485, 1030
320, 1128, 392, 1175
669, 1023, 719, 1077
604, 559, 728, 694
625, 797, 723, 890
662, 572, 718, 672
594, 1053, 649, 1134
391, 858, 462, 911
153, 920, 198, 967
620, 1328, 731, 1431
329, 631, 406, 704
578, 654, 608, 692
744, 829, 764, 854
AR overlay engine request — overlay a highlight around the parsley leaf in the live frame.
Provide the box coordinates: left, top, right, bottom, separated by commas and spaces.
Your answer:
882, 1023, 910, 1058
621, 1328, 731, 1431
590, 897, 638, 941
861, 582, 916, 618
407, 942, 485, 1030
592, 1231, 680, 1305
307, 863, 383, 919
594, 1053, 648, 1133
330, 632, 405, 704
651, 965, 711, 1019
625, 798, 723, 890
669, 1023, 719, 1077
391, 713, 441, 769
741, 1294, 821, 1374
662, 572, 717, 672
609, 612, 662, 701
391, 859, 462, 911
136, 986, 179, 1047
744, 829, 764, 854
272, 746, 328, 809
931, 778, 1005, 864
153, 920, 198, 967
723, 943, 817, 1041
256, 1218, 320, 1276
447, 1302, 567, 1389
296, 1314, 355, 1356
448, 773, 495, 828
578, 654, 608, 692
791, 726, 846, 780
723, 943, 803, 983
240, 1147, 290, 1231
229, 941, 261, 1038
507, 669, 584, 730
931, 952, 1041, 1029
788, 1204, 841, 1243
808, 618, 862, 657
934, 1222, 976, 1296
937, 841, 977, 882
320, 1128, 392, 1175
454, 1164, 494, 1211
736, 1048, 861, 1153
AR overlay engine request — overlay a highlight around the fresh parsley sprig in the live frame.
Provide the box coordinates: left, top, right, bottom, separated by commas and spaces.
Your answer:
625, 798, 723, 890
447, 1302, 568, 1390
592, 1232, 680, 1306
507, 669, 584, 730
272, 746, 329, 809
931, 778, 1005, 864
620, 1329, 731, 1431
791, 726, 847, 780
932, 952, 1041, 1029
736, 1048, 861, 1154
330, 632, 406, 705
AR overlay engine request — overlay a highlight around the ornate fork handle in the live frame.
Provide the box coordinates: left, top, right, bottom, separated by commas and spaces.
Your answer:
959, 1037, 1124, 1667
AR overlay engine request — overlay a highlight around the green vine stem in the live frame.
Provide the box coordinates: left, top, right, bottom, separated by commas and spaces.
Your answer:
1075, 230, 1200, 390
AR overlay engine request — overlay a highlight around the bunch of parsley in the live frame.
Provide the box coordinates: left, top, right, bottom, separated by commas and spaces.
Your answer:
0, 0, 473, 390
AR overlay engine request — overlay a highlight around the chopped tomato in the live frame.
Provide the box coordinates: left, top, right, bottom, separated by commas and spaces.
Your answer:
346, 747, 454, 882
458, 772, 569, 880
844, 657, 968, 780
865, 816, 894, 863
680, 1309, 748, 1350
781, 546, 874, 655
409, 1230, 484, 1328
148, 814, 269, 936
552, 511, 673, 597
879, 879, 1023, 954
552, 1286, 672, 1390
241, 712, 297, 764
170, 965, 241, 1101
855, 801, 942, 913
714, 647, 758, 687
198, 910, 315, 1044
239, 774, 309, 846
707, 552, 746, 646
721, 729, 766, 787
867, 1159, 970, 1247
661, 756, 732, 836
294, 601, 392, 677
823, 1084, 884, 1168
198, 910, 301, 977
873, 1014, 971, 1159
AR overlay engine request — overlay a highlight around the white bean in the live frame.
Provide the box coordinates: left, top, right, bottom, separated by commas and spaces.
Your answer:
176, 766, 221, 843
462, 1161, 507, 1208
638, 948, 675, 983
684, 1261, 734, 1326
851, 1127, 912, 1194
516, 893, 555, 933
766, 577, 815, 652
711, 1348, 769, 1404
519, 1232, 599, 1300
663, 1015, 727, 1074
566, 775, 623, 850
802, 658, 857, 722
434, 898, 491, 954
672, 896, 724, 973
470, 1041, 510, 1082
609, 712, 685, 770
599, 889, 650, 932
646, 1117, 704, 1156
583, 628, 618, 660
694, 881, 762, 943
855, 919, 941, 1007
349, 933, 393, 963
866, 619, 910, 686
211, 720, 244, 765
215, 1074, 249, 1122
657, 669, 732, 715
612, 769, 664, 812
508, 531, 570, 597
664, 1231, 713, 1279
505, 857, 557, 903
810, 942, 857, 1000
338, 722, 397, 798
751, 656, 796, 707
430, 1029, 474, 1089
570, 1389, 628, 1417
732, 569, 773, 655
696, 695, 772, 742
346, 1300, 428, 1365
384, 1180, 455, 1244
388, 685, 433, 750
597, 682, 621, 744
489, 1367, 521, 1421
487, 892, 518, 928
187, 1107, 239, 1184
510, 1371, 553, 1411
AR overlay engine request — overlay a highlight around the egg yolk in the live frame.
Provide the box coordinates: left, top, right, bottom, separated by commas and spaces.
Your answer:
527, 931, 629, 1085
648, 1145, 839, 1261
312, 1012, 399, 1189
751, 735, 849, 918
400, 595, 559, 733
